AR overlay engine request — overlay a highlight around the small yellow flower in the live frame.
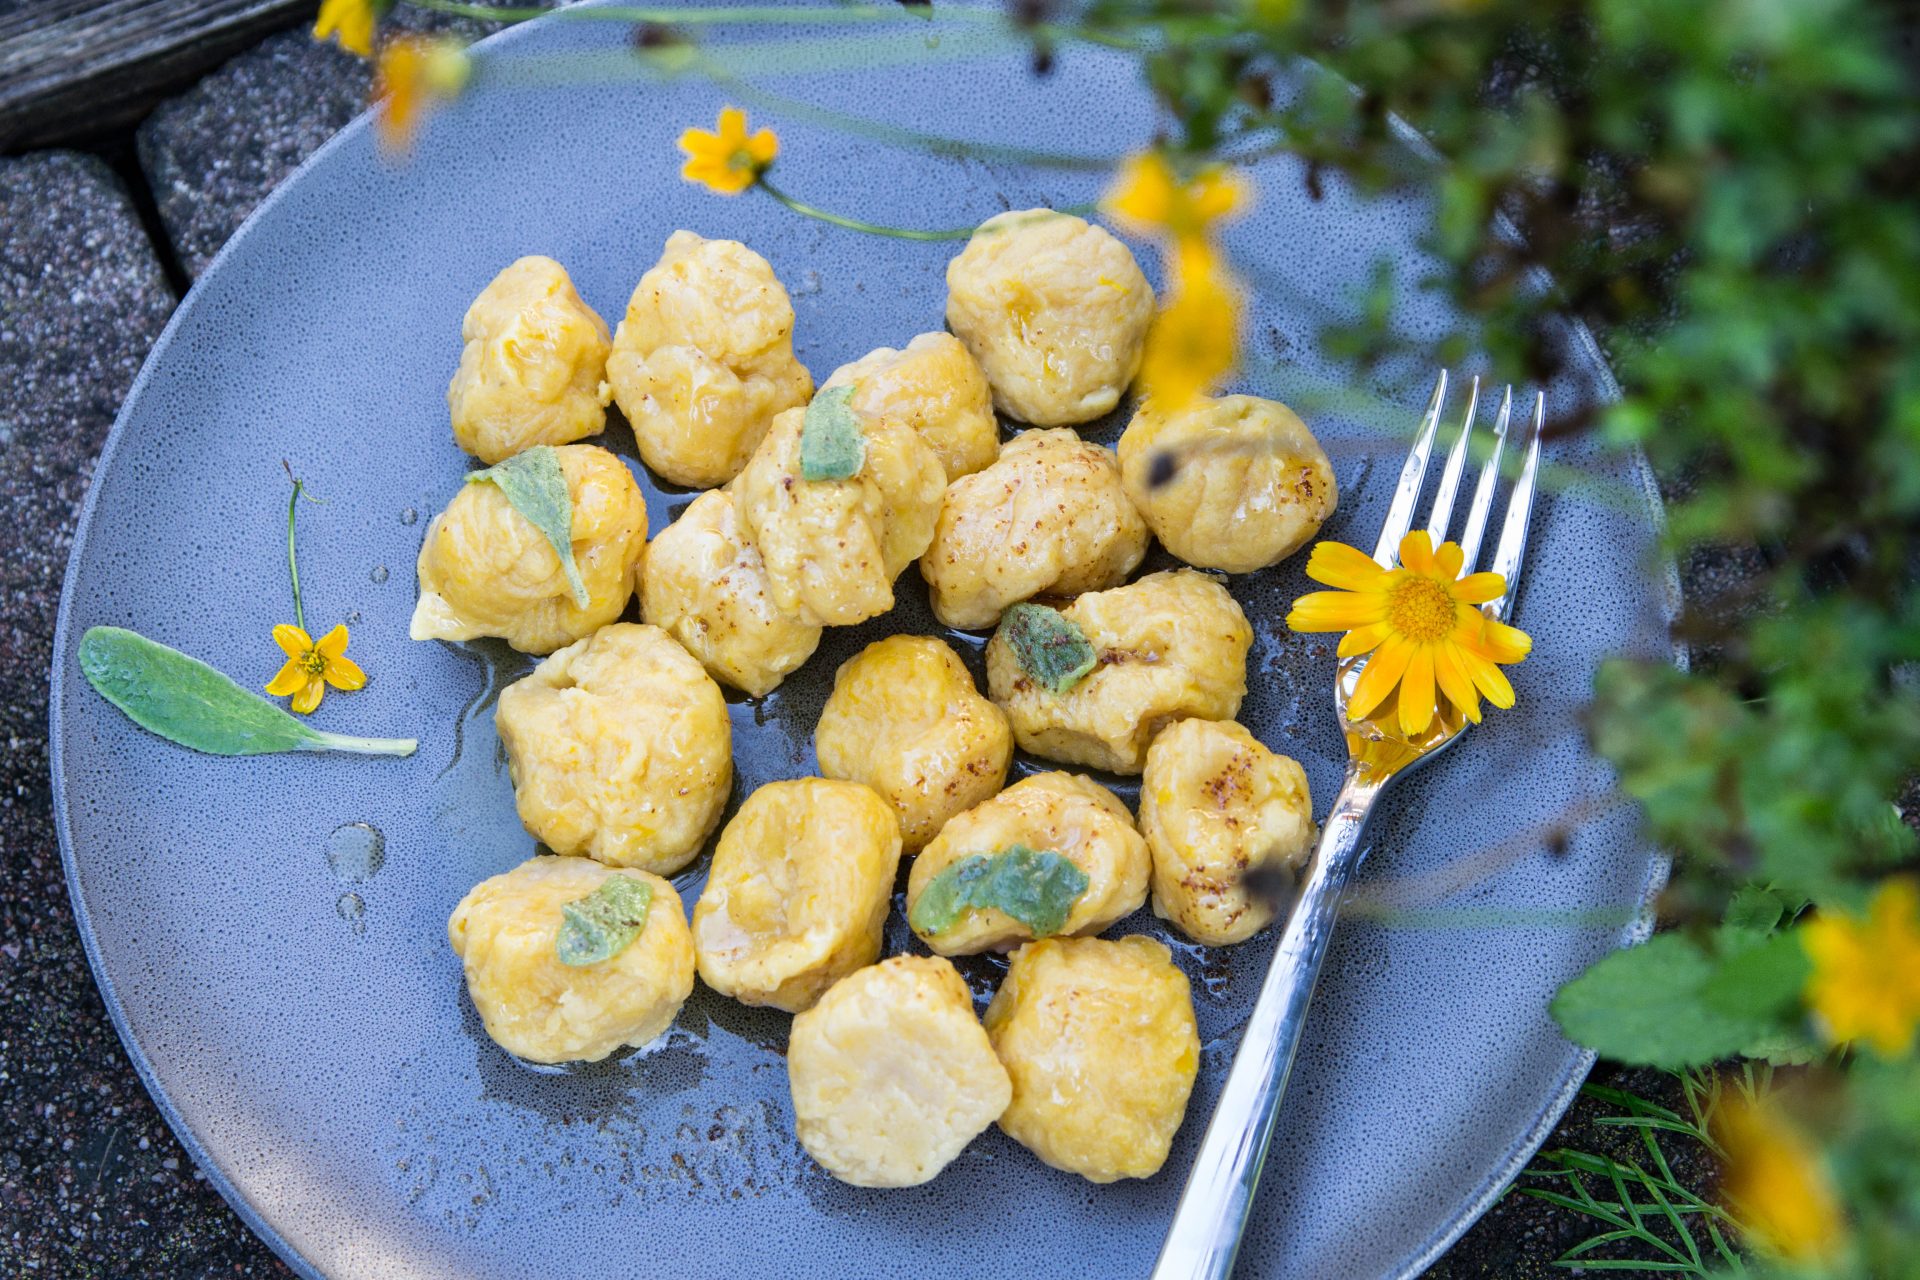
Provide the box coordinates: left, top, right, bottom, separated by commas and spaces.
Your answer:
678, 107, 779, 195
1138, 244, 1241, 407
265, 624, 367, 715
1712, 1091, 1848, 1264
373, 36, 471, 155
1802, 876, 1920, 1057
1104, 151, 1250, 243
1287, 530, 1532, 737
313, 0, 378, 58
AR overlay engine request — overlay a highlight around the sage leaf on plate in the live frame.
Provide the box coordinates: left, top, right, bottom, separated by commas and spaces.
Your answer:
78, 626, 416, 757
556, 875, 654, 967
910, 843, 1090, 938
998, 602, 1098, 694
466, 446, 589, 607
799, 384, 865, 481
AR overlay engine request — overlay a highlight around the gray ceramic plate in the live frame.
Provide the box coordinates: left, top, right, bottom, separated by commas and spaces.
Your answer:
51, 5, 1675, 1277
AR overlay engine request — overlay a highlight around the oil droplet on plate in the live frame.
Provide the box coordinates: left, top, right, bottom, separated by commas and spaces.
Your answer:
324, 822, 386, 883
337, 891, 366, 934
401, 507, 419, 525
370, 565, 389, 583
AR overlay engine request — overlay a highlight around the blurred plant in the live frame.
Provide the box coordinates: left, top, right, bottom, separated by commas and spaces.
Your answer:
373, 35, 470, 153
317, 0, 1920, 1268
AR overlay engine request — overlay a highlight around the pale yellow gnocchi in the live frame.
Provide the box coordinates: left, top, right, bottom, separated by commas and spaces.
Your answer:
984, 935, 1199, 1182
1118, 393, 1338, 573
905, 771, 1149, 955
732, 402, 946, 628
494, 623, 732, 875
814, 636, 1012, 853
446, 255, 613, 465
448, 856, 695, 1065
919, 428, 1148, 630
1140, 718, 1314, 945
788, 956, 1012, 1187
603, 231, 812, 488
411, 443, 647, 654
821, 333, 999, 480
692, 779, 902, 1013
638, 488, 822, 697
987, 569, 1252, 774
945, 210, 1154, 426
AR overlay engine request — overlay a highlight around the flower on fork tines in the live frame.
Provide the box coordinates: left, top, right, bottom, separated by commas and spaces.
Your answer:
1286, 530, 1532, 736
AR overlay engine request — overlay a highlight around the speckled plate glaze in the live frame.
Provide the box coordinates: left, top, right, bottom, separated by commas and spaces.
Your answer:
51, 5, 1676, 1278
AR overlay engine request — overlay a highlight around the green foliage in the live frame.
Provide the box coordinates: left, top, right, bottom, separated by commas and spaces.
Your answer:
466, 445, 588, 607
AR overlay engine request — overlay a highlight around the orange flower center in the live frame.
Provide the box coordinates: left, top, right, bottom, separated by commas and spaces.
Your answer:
301, 650, 329, 676
1386, 575, 1456, 643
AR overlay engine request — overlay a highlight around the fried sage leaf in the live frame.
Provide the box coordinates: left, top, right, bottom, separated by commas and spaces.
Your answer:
556, 874, 655, 967
466, 446, 589, 607
910, 843, 1090, 938
799, 384, 865, 481
78, 626, 416, 757
998, 602, 1097, 694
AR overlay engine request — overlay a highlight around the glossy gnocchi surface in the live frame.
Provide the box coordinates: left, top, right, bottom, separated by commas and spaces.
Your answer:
821, 332, 1000, 481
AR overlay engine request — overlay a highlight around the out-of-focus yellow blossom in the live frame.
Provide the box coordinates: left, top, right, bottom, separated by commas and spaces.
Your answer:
1712, 1091, 1848, 1264
1803, 876, 1920, 1057
679, 107, 780, 195
265, 624, 366, 715
313, 0, 378, 58
1287, 530, 1531, 737
1137, 244, 1241, 408
1104, 151, 1251, 244
374, 36, 471, 155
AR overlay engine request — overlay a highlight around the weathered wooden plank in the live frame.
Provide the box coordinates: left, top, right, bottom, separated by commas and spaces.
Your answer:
0, 0, 314, 150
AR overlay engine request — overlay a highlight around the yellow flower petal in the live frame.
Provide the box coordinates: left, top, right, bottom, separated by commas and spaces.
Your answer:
1397, 646, 1437, 736
1287, 590, 1388, 632
1398, 530, 1437, 574
1713, 1093, 1849, 1263
678, 107, 776, 195
315, 624, 351, 659
1453, 571, 1506, 605
1459, 648, 1516, 708
1337, 621, 1394, 658
1306, 541, 1389, 591
744, 127, 779, 168
1802, 877, 1920, 1057
323, 653, 368, 691
1434, 541, 1465, 577
313, 0, 376, 58
291, 676, 325, 715
265, 657, 309, 697
273, 624, 314, 659
1347, 635, 1413, 722
1431, 642, 1483, 723
1473, 617, 1534, 664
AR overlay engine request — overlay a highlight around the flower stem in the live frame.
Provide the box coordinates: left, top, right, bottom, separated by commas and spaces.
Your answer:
283, 463, 312, 635
306, 731, 420, 757
758, 179, 1094, 241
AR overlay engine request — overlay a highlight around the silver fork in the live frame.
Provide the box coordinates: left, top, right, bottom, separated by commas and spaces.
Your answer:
1150, 371, 1545, 1280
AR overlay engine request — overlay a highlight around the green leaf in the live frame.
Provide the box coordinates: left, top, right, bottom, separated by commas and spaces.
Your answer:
799, 384, 865, 481
78, 627, 416, 757
1720, 884, 1784, 940
909, 844, 1090, 938
1550, 933, 1786, 1069
466, 446, 588, 608
555, 875, 654, 967
997, 603, 1097, 694
1700, 929, 1811, 1022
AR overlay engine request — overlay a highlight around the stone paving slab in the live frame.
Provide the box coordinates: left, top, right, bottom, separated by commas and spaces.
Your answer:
0, 148, 291, 1278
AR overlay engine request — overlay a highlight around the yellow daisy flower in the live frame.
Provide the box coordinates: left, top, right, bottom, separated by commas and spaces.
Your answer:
313, 0, 378, 58
265, 624, 367, 715
1137, 243, 1241, 407
1287, 530, 1532, 736
1103, 151, 1251, 243
1802, 876, 1920, 1057
373, 36, 471, 155
1712, 1091, 1848, 1263
678, 107, 779, 195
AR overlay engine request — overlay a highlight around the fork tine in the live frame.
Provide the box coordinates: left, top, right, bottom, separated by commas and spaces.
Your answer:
1422, 376, 1480, 547
1455, 385, 1512, 570
1371, 369, 1449, 568
1486, 391, 1544, 622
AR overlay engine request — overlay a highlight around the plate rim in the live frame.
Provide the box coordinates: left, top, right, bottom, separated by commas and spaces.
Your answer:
46, 8, 1681, 1276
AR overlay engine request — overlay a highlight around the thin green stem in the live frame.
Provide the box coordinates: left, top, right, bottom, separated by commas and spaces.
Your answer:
757, 177, 1095, 241
283, 462, 316, 634
306, 731, 421, 757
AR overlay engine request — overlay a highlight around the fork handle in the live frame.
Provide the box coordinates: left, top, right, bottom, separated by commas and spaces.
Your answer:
1150, 765, 1383, 1280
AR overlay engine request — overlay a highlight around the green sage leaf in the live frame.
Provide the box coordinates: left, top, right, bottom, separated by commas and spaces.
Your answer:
998, 603, 1097, 694
909, 843, 1090, 938
799, 384, 865, 481
556, 875, 654, 967
466, 446, 589, 607
78, 627, 415, 757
